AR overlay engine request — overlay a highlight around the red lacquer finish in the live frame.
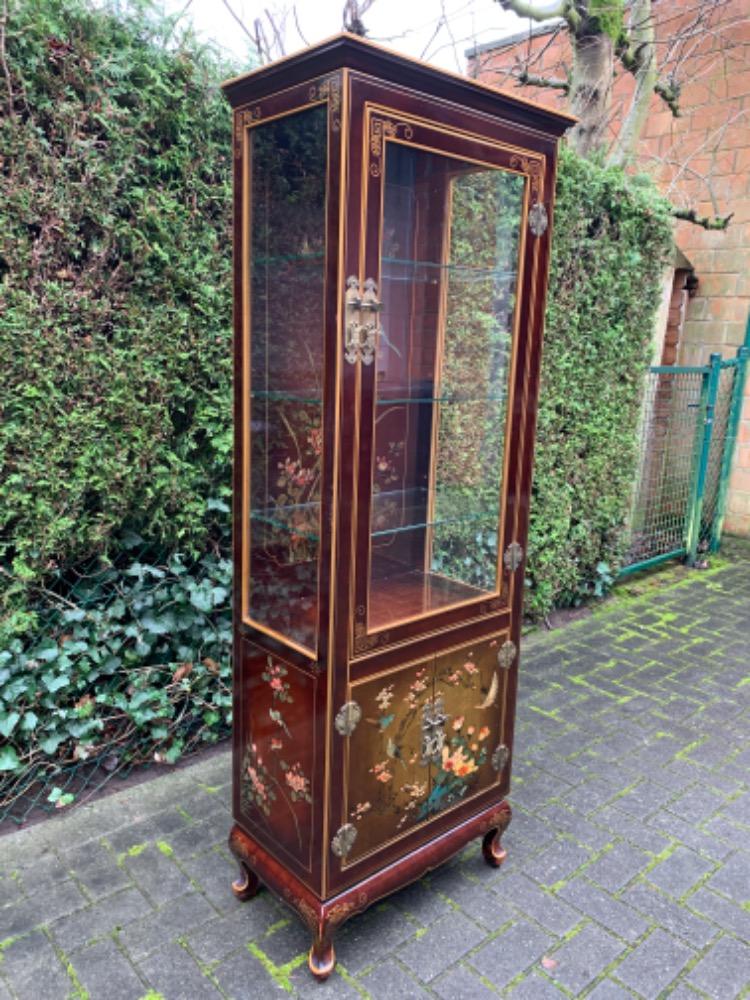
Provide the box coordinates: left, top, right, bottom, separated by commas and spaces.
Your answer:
224, 32, 570, 978
229, 797, 511, 981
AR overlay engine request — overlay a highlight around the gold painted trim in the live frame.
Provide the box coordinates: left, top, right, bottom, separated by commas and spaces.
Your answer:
239, 95, 333, 661
221, 31, 577, 125
355, 105, 538, 639
322, 67, 349, 898
365, 101, 549, 165
352, 600, 510, 662
508, 157, 546, 611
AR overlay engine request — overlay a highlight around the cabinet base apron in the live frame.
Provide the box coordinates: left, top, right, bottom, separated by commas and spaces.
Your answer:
228, 798, 511, 981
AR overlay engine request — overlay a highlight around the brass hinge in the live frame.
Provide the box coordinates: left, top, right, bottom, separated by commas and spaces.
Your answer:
492, 744, 509, 773
529, 202, 548, 237
497, 640, 517, 670
503, 542, 524, 573
331, 823, 357, 860
334, 701, 362, 737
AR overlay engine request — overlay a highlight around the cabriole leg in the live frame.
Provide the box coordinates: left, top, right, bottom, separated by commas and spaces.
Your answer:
481, 827, 508, 868
232, 860, 262, 901
308, 918, 336, 981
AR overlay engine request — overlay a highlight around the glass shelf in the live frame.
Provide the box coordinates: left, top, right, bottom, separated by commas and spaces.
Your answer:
249, 491, 498, 544
376, 394, 506, 405
250, 503, 321, 542
253, 250, 324, 265
250, 390, 322, 404
371, 488, 497, 539
382, 255, 517, 282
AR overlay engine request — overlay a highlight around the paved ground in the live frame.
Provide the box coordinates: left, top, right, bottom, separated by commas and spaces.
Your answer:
1, 556, 749, 1000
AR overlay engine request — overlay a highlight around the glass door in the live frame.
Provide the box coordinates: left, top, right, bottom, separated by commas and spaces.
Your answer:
352, 109, 534, 648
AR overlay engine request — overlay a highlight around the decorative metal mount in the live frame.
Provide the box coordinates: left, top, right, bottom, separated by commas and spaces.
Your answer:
492, 744, 509, 773
369, 116, 414, 177
344, 276, 380, 365
529, 202, 548, 237
503, 542, 524, 573
497, 640, 517, 670
334, 701, 362, 737
421, 695, 448, 766
308, 74, 342, 131
331, 823, 357, 860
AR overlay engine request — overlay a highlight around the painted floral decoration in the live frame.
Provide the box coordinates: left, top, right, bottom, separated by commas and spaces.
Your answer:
241, 657, 312, 849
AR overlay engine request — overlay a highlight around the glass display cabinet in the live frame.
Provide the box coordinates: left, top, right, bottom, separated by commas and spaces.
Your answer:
223, 33, 572, 980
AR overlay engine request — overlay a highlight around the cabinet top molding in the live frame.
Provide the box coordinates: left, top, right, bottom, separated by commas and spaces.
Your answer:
221, 31, 576, 137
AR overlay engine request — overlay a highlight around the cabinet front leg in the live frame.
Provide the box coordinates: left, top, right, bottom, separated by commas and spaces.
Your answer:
232, 860, 262, 901
481, 827, 508, 868
308, 917, 336, 982
481, 800, 512, 869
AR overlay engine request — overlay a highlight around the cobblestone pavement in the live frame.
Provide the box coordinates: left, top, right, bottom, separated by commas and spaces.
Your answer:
2, 557, 749, 999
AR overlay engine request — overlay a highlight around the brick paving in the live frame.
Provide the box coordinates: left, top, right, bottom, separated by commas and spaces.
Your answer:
1, 556, 749, 999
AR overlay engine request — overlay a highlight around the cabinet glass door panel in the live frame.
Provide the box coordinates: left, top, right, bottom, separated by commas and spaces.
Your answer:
368, 141, 525, 632
245, 104, 327, 654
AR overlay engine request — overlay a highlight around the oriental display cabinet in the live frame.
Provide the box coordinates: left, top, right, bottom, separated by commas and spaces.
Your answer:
223, 33, 572, 980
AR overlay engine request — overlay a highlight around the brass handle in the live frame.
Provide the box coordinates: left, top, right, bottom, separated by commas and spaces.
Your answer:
344, 276, 380, 365
420, 695, 448, 766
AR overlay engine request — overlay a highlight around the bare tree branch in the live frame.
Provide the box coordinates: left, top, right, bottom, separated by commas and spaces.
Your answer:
292, 5, 309, 47
514, 66, 569, 91
343, 0, 376, 36
497, 0, 568, 23
264, 7, 286, 56
221, 0, 255, 44
654, 77, 681, 116
611, 0, 657, 166
673, 208, 733, 230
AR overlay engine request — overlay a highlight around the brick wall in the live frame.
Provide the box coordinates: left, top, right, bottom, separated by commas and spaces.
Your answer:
470, 0, 750, 535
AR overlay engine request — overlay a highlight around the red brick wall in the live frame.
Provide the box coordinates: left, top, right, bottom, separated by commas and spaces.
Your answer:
470, 0, 750, 534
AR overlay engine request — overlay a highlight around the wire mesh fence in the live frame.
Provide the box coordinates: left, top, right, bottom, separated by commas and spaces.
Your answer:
621, 345, 749, 575
624, 368, 704, 566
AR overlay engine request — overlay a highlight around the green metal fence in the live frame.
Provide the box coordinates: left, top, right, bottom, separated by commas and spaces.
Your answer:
621, 329, 750, 577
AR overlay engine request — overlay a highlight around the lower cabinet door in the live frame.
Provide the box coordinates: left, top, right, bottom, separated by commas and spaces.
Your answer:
429, 634, 510, 816
344, 656, 433, 864
340, 632, 511, 872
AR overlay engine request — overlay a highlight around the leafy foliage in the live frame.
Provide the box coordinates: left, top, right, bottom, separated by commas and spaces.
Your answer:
0, 541, 232, 780
526, 147, 674, 617
0, 0, 234, 630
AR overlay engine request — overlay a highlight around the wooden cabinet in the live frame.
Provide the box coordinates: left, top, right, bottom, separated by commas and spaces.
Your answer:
223, 33, 571, 980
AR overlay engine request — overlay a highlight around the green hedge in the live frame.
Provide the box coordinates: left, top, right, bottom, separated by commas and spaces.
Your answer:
527, 148, 674, 617
0, 0, 234, 636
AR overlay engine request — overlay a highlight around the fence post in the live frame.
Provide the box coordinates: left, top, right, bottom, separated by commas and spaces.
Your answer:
710, 317, 750, 551
686, 352, 722, 565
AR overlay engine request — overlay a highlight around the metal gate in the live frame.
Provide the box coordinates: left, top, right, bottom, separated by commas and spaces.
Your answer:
620, 335, 749, 576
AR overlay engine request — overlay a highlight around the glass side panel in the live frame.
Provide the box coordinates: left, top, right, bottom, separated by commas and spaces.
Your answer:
369, 143, 525, 631
246, 104, 327, 653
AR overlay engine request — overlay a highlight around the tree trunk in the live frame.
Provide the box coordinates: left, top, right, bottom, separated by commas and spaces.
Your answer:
609, 0, 656, 166
568, 29, 614, 156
